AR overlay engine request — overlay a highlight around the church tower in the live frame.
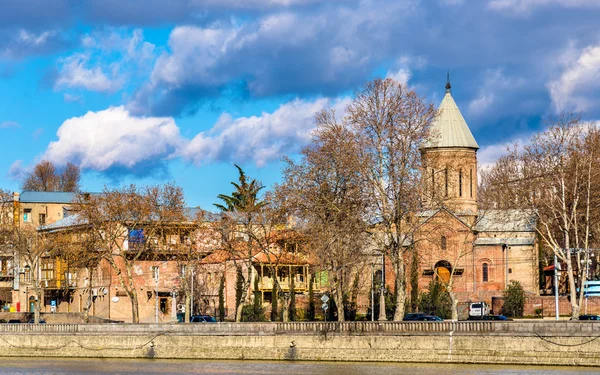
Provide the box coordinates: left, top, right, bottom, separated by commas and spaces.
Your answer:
421, 76, 479, 214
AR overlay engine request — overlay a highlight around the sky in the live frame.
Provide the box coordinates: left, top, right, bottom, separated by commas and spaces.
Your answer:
1, 0, 599, 209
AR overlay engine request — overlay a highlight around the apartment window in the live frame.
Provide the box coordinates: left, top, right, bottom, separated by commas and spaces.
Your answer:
23, 209, 32, 223
482, 263, 489, 283
459, 169, 463, 197
441, 236, 447, 250
41, 258, 55, 281
39, 213, 46, 226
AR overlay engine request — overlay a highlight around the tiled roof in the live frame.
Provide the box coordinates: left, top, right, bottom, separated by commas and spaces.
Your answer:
19, 191, 77, 204
39, 213, 86, 232
474, 209, 537, 232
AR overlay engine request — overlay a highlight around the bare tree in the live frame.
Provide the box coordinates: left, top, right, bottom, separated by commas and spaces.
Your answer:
480, 114, 600, 319
347, 78, 435, 321
74, 183, 186, 323
22, 160, 80, 192
278, 109, 368, 321
12, 224, 47, 323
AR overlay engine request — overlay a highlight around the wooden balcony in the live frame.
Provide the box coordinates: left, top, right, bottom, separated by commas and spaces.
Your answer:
258, 276, 308, 292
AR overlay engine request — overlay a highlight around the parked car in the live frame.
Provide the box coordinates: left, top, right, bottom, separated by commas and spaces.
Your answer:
404, 313, 443, 321
190, 315, 217, 323
481, 315, 512, 321
27, 318, 46, 324
578, 314, 600, 321
7, 319, 22, 324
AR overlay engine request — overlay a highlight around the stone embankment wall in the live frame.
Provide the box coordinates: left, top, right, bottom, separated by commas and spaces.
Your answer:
0, 322, 599, 366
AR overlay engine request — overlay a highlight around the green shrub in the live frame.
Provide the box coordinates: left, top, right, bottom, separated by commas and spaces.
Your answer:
502, 280, 525, 318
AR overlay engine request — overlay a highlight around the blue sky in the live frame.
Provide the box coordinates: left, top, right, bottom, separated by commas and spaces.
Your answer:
1, 0, 599, 209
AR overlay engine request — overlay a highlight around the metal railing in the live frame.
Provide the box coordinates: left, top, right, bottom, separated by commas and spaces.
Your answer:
0, 321, 598, 335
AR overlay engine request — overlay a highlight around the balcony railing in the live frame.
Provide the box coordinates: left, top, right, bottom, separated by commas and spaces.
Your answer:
258, 276, 308, 291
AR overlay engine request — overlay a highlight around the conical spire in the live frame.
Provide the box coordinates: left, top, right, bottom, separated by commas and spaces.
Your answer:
422, 77, 479, 149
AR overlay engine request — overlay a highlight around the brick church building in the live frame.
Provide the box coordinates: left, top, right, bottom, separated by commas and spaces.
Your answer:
412, 79, 539, 304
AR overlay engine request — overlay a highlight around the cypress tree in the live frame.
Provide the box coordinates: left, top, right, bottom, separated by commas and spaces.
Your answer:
235, 266, 244, 313
218, 274, 225, 321
271, 280, 279, 321
289, 271, 296, 321
253, 274, 263, 321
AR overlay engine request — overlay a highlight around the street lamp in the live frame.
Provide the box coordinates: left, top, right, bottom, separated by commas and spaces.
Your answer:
371, 261, 375, 322
378, 252, 387, 321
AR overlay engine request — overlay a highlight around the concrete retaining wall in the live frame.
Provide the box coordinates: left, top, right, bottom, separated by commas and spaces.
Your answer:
0, 322, 599, 366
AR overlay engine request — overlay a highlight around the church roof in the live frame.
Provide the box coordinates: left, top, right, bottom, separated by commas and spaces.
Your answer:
422, 79, 479, 150
474, 209, 537, 232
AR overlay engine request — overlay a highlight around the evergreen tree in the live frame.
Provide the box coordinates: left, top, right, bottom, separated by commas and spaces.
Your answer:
418, 279, 452, 319
218, 274, 225, 321
235, 266, 244, 313
289, 272, 296, 321
308, 274, 315, 321
503, 280, 526, 318
271, 281, 279, 321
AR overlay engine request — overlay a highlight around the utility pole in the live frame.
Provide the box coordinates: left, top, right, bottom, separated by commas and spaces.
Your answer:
190, 268, 195, 317
554, 254, 559, 321
152, 266, 159, 324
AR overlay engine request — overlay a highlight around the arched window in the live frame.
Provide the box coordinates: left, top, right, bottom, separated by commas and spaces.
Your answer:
470, 169, 473, 198
459, 169, 463, 197
444, 168, 449, 197
482, 263, 489, 283
431, 168, 435, 198
441, 236, 447, 250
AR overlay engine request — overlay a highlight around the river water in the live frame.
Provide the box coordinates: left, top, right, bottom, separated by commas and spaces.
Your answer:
0, 359, 597, 375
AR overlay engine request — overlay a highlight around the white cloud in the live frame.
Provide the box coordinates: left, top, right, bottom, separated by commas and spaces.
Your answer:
386, 68, 411, 86
488, 0, 600, 14
179, 97, 350, 167
0, 121, 20, 128
54, 29, 155, 93
54, 53, 122, 92
17, 29, 56, 46
44, 106, 182, 171
547, 43, 600, 113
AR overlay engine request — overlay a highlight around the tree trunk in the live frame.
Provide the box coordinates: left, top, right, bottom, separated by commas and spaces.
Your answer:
282, 294, 289, 322
185, 292, 191, 323
335, 281, 345, 322
83, 268, 93, 323
393, 258, 406, 321
566, 251, 580, 319
235, 301, 246, 322
129, 289, 140, 323
449, 288, 458, 321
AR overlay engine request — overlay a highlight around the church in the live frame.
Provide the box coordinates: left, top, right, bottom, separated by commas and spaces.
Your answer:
411, 79, 539, 304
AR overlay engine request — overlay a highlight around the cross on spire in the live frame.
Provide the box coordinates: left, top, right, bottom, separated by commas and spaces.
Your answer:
445, 71, 451, 93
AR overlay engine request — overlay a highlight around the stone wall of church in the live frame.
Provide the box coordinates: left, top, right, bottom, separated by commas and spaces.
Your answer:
421, 147, 478, 213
